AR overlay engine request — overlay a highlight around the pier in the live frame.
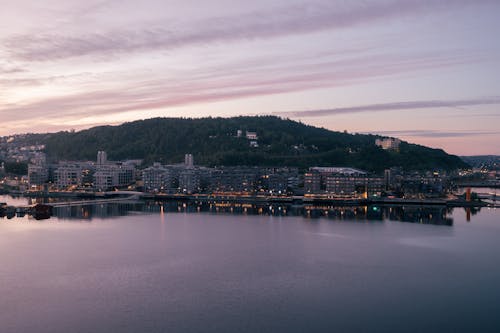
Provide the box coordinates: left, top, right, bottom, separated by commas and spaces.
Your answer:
1, 190, 494, 221
1, 191, 143, 219
49, 194, 141, 208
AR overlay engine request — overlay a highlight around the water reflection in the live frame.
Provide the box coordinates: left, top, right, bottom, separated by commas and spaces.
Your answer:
53, 203, 147, 220
48, 200, 464, 225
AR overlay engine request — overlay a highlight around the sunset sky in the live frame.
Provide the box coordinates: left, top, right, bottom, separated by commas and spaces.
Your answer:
1, 0, 499, 155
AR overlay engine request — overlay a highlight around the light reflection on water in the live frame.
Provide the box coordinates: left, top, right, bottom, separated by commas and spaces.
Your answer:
0, 194, 31, 206
47, 201, 469, 226
4, 197, 442, 222
0, 194, 491, 226
0, 193, 489, 226
0, 202, 499, 332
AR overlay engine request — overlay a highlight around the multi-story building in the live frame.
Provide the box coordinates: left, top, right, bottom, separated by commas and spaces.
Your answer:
259, 167, 299, 194
326, 176, 384, 197
93, 152, 135, 191
304, 167, 384, 197
179, 168, 200, 193
97, 150, 107, 165
27, 152, 48, 188
53, 163, 84, 189
304, 171, 322, 194
305, 167, 367, 194
209, 167, 260, 193
28, 164, 49, 187
143, 155, 201, 193
51, 162, 95, 189
203, 166, 299, 194
94, 163, 135, 191
184, 154, 194, 168
142, 163, 172, 192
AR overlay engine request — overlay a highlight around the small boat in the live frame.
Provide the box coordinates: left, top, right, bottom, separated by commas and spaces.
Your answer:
31, 204, 53, 220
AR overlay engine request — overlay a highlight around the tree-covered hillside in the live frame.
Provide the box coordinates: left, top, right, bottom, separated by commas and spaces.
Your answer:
18, 116, 468, 172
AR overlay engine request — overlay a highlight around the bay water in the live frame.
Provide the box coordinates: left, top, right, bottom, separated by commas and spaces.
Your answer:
1, 196, 499, 332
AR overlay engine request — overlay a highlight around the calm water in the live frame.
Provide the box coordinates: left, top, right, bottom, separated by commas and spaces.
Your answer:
1, 198, 500, 332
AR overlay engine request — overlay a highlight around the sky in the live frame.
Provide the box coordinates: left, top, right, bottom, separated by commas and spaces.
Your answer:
1, 0, 499, 155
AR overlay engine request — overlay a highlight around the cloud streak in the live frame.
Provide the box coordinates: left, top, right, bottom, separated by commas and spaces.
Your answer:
0, 64, 24, 74
277, 96, 500, 117
2, 0, 493, 62
0, 50, 478, 124
365, 129, 500, 138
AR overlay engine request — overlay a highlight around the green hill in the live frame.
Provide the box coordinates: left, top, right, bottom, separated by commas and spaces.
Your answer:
20, 116, 467, 172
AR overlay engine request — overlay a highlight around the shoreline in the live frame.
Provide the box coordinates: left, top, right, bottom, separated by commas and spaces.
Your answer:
3, 191, 490, 208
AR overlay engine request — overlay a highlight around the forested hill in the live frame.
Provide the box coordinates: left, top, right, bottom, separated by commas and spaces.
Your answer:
20, 116, 467, 172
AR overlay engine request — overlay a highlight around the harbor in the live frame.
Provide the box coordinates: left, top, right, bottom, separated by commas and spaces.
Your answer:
1, 188, 495, 221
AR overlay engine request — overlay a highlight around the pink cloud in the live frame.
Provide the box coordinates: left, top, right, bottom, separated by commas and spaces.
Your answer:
0, 49, 479, 123
277, 96, 500, 118
3, 0, 494, 62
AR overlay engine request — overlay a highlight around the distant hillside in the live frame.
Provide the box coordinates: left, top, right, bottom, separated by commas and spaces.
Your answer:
18, 116, 467, 172
461, 155, 500, 169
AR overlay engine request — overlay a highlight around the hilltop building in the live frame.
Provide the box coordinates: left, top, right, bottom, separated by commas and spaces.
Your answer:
375, 138, 401, 150
245, 131, 258, 140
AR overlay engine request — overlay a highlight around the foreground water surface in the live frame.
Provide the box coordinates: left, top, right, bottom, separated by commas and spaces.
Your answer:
0, 198, 499, 332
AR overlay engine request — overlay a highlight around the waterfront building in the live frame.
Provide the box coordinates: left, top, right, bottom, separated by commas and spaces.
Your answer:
51, 161, 95, 190
305, 167, 367, 194
179, 168, 200, 193
142, 163, 172, 192
53, 163, 84, 189
325, 176, 384, 197
209, 167, 260, 193
384, 169, 392, 190
304, 167, 385, 196
400, 176, 445, 198
94, 163, 135, 191
97, 151, 107, 165
304, 171, 322, 193
202, 166, 299, 194
143, 159, 207, 193
28, 164, 49, 187
184, 154, 194, 168
92, 151, 136, 190
309, 167, 367, 175
27, 152, 48, 187
258, 167, 299, 194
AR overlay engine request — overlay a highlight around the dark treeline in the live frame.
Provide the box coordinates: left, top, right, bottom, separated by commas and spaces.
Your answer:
16, 116, 467, 172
